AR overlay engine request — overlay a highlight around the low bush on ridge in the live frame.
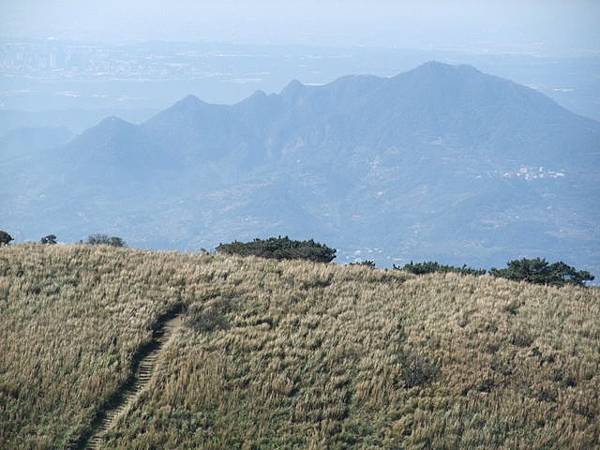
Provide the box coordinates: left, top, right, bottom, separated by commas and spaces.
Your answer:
348, 260, 376, 268
490, 257, 594, 287
85, 233, 127, 248
396, 258, 594, 287
395, 261, 486, 277
216, 236, 336, 263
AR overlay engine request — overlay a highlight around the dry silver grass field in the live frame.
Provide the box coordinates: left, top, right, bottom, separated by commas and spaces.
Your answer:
1, 244, 599, 449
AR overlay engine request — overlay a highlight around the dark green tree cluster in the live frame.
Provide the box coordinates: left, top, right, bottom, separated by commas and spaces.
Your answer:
349, 260, 376, 269
85, 234, 127, 248
40, 234, 57, 244
0, 230, 13, 246
395, 261, 486, 276
395, 258, 594, 287
490, 258, 594, 287
216, 236, 336, 263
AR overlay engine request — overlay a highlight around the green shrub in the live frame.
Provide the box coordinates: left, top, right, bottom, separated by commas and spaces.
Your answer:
348, 260, 376, 268
40, 234, 57, 245
394, 261, 486, 276
490, 258, 594, 287
216, 236, 336, 263
86, 234, 127, 248
0, 230, 13, 246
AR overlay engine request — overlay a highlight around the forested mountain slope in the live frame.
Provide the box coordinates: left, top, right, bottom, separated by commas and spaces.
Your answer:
2, 62, 599, 273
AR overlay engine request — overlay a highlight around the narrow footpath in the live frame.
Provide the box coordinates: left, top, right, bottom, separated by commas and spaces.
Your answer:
71, 311, 183, 450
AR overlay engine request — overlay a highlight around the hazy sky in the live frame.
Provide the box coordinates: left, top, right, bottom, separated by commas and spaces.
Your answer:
1, 0, 599, 55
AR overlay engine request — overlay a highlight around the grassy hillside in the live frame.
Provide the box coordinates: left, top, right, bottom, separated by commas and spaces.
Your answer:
1, 245, 599, 449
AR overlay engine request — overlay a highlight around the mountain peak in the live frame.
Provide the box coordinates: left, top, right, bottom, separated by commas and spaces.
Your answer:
143, 94, 212, 127
239, 89, 268, 104
410, 61, 481, 76
236, 89, 271, 109
250, 89, 267, 99
94, 116, 134, 132
281, 79, 305, 96
174, 94, 205, 108
417, 60, 453, 69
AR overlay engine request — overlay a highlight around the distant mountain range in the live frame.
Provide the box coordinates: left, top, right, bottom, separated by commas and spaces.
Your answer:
2, 62, 599, 273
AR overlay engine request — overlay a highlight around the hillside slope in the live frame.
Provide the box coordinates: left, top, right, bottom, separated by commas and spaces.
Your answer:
2, 62, 599, 274
1, 245, 599, 449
